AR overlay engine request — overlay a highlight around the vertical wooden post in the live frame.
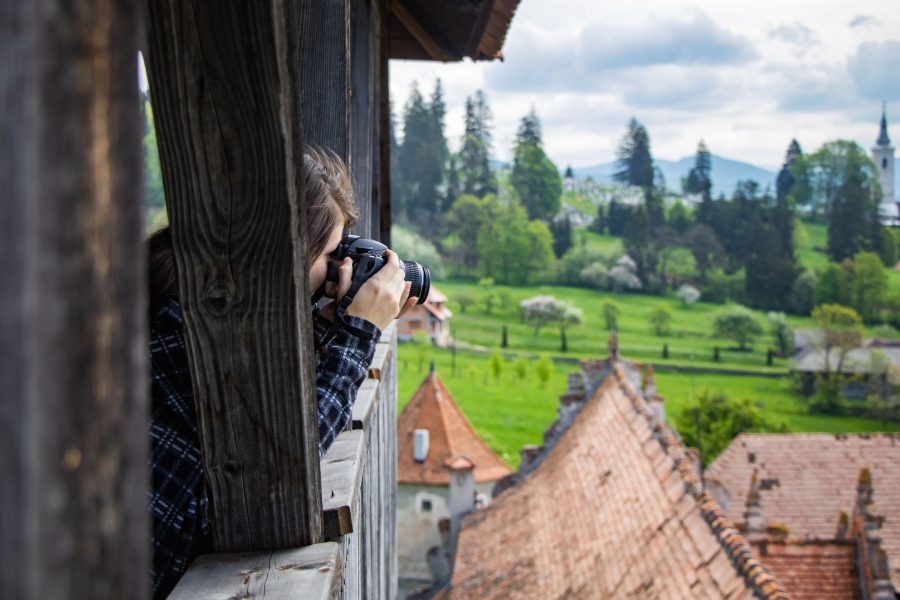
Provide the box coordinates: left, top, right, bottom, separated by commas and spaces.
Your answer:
0, 0, 148, 598
376, 0, 392, 245
350, 0, 375, 239
0, 2, 27, 596
145, 0, 323, 551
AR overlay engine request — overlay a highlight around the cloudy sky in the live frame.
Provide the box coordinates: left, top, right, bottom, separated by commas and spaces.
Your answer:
390, 0, 900, 171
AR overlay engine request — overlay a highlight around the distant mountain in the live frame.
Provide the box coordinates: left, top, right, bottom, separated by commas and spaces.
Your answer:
569, 154, 777, 197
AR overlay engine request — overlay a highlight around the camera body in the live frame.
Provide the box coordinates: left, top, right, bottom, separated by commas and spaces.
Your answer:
326, 235, 430, 305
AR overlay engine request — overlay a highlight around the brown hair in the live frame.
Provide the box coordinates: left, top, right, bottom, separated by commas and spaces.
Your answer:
303, 145, 358, 259
148, 147, 358, 317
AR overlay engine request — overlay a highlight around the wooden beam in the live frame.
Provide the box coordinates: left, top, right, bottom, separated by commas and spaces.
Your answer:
375, 0, 392, 244
0, 0, 147, 597
350, 0, 375, 238
168, 543, 342, 600
299, 0, 351, 161
145, 0, 322, 551
391, 0, 459, 62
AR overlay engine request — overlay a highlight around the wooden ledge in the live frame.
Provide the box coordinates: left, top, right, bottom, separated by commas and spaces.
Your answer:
320, 429, 366, 538
167, 542, 341, 599
351, 378, 379, 430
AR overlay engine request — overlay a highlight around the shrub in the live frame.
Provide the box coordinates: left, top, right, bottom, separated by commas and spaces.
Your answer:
391, 224, 445, 279
648, 303, 673, 336
676, 284, 701, 307
713, 304, 763, 350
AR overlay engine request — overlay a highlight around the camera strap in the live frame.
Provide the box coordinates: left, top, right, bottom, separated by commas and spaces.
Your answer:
316, 254, 379, 353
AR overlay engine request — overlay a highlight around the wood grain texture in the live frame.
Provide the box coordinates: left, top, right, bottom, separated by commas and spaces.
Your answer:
350, 378, 379, 430
321, 429, 367, 538
375, 0, 392, 245
168, 543, 342, 600
145, 0, 322, 551
0, 1, 27, 595
350, 0, 374, 238
0, 0, 148, 597
299, 0, 351, 158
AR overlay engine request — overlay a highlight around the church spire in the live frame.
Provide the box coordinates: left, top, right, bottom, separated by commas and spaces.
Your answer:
877, 101, 891, 146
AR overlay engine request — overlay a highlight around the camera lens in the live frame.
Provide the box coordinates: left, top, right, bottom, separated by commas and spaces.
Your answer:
401, 261, 430, 305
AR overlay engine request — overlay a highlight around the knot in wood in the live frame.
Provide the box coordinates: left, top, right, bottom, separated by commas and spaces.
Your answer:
202, 282, 236, 316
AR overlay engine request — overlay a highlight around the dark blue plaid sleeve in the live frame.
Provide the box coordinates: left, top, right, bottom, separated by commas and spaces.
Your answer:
148, 302, 212, 599
315, 314, 381, 457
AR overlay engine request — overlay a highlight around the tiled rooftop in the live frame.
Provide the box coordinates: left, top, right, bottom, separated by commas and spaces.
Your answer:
397, 370, 512, 486
448, 363, 789, 599
748, 541, 860, 599
705, 433, 900, 591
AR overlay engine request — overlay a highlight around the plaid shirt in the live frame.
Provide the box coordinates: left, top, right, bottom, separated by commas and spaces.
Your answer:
149, 300, 379, 598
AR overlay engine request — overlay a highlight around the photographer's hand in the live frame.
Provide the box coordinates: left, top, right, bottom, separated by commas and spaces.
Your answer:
346, 249, 413, 331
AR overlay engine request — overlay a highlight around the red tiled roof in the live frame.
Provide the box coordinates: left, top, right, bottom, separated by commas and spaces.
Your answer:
398, 371, 512, 486
448, 364, 789, 599
749, 541, 860, 599
706, 433, 900, 590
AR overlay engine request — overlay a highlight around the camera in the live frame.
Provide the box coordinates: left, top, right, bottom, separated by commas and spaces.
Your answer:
326, 235, 430, 305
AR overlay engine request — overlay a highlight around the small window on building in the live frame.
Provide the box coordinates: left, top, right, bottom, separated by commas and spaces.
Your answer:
421, 499, 432, 512
885, 157, 889, 169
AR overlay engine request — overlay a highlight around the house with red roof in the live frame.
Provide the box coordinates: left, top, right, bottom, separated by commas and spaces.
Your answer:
397, 368, 512, 595
398, 286, 453, 347
436, 354, 791, 599
705, 433, 900, 599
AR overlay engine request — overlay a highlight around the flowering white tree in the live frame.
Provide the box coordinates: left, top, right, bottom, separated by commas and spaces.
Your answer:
579, 262, 608, 288
520, 295, 583, 351
676, 284, 701, 306
608, 254, 642, 292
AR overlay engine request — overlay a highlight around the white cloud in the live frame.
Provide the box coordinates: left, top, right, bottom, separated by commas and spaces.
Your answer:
390, 0, 900, 169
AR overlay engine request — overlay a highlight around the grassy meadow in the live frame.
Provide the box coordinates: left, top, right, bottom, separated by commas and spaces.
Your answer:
432, 279, 809, 373
396, 345, 900, 470
395, 238, 900, 468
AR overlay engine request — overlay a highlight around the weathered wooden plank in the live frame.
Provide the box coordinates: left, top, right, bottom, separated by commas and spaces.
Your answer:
168, 543, 342, 600
376, 0, 392, 244
0, 0, 148, 597
322, 429, 367, 538
299, 0, 351, 158
0, 2, 27, 596
351, 378, 379, 430
369, 332, 396, 380
350, 0, 374, 238
145, 0, 322, 551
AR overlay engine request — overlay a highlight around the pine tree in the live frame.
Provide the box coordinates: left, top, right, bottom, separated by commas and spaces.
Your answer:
827, 152, 881, 262
550, 217, 573, 258
685, 140, 712, 200
459, 91, 496, 197
395, 82, 445, 228
516, 108, 542, 145
510, 110, 562, 221
613, 118, 654, 190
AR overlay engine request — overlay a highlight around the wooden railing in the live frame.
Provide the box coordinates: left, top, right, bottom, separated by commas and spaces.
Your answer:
168, 324, 398, 600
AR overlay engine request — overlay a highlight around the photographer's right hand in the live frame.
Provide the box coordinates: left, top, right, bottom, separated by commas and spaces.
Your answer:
345, 249, 406, 331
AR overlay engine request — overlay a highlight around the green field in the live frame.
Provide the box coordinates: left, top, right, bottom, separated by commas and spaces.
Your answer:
434, 279, 809, 373
397, 346, 900, 470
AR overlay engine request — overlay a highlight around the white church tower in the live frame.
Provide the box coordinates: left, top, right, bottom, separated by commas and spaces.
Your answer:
872, 102, 896, 223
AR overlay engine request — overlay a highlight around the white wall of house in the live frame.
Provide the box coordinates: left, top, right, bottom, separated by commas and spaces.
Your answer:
397, 481, 496, 585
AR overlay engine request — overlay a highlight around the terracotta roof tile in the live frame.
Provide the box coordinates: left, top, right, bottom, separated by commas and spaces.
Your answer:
397, 371, 512, 485
448, 363, 790, 599
706, 433, 900, 591
749, 541, 860, 599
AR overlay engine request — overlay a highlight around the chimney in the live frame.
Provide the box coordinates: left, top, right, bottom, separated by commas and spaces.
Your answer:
853, 468, 894, 600
744, 470, 766, 543
413, 429, 430, 462
608, 329, 619, 360
643, 365, 665, 423
558, 371, 585, 406
520, 444, 542, 469
445, 455, 476, 561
